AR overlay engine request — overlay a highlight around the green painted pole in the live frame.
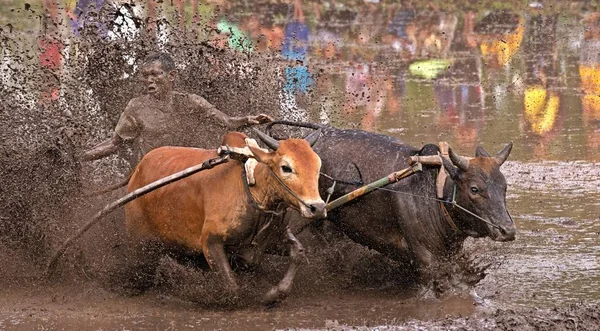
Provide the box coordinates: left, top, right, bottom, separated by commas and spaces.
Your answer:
326, 163, 422, 211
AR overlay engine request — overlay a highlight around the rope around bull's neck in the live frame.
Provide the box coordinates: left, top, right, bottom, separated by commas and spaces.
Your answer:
373, 186, 503, 230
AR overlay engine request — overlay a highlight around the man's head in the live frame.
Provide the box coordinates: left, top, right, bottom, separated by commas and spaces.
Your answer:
141, 52, 177, 99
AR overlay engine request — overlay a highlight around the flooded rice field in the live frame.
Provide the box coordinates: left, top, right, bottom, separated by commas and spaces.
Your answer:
1, 0, 600, 329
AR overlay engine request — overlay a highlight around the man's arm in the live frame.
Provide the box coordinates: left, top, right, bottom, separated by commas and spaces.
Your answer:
80, 134, 124, 161
80, 99, 139, 161
190, 94, 273, 129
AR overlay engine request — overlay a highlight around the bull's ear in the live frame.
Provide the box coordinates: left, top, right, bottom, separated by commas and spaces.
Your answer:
440, 152, 459, 179
475, 145, 491, 157
494, 142, 513, 166
249, 145, 273, 164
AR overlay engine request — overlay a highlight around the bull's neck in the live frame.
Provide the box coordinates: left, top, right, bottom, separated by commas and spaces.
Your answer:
440, 176, 468, 251
248, 163, 282, 211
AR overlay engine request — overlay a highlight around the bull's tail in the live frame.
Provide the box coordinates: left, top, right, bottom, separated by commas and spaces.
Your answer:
44, 155, 230, 278
265, 120, 325, 139
83, 172, 133, 197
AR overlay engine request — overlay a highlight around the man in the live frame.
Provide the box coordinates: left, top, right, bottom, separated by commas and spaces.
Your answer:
81, 52, 272, 162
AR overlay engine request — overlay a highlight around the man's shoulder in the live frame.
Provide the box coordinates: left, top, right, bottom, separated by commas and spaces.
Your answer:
126, 95, 151, 110
172, 91, 191, 98
175, 91, 202, 102
180, 92, 211, 108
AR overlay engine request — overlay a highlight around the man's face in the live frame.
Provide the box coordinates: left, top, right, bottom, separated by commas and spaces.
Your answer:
140, 60, 175, 97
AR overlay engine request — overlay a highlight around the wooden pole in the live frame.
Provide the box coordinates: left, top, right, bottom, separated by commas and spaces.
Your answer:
326, 163, 422, 211
408, 155, 443, 166
436, 142, 450, 199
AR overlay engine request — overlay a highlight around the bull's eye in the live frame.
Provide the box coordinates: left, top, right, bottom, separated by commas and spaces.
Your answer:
470, 187, 479, 194
281, 165, 293, 173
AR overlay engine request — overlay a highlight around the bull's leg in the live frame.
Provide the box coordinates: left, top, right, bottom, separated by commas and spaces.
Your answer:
411, 244, 445, 299
202, 235, 239, 293
263, 228, 305, 304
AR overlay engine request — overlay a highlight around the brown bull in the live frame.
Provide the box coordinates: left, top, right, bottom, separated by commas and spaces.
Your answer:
123, 130, 325, 303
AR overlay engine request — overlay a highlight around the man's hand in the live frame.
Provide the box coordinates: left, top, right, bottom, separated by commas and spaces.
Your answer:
246, 113, 274, 125
78, 134, 122, 161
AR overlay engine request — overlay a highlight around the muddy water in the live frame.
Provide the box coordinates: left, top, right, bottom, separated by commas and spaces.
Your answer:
0, 286, 475, 329
478, 161, 600, 308
1, 1, 600, 329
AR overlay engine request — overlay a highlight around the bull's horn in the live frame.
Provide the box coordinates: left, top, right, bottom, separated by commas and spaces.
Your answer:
494, 142, 513, 166
305, 128, 322, 147
475, 145, 491, 157
252, 128, 280, 150
440, 152, 458, 179
449, 147, 469, 171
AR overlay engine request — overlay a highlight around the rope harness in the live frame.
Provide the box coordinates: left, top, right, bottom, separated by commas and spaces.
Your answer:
220, 143, 316, 214
267, 166, 315, 211
373, 178, 503, 232
319, 170, 364, 204
440, 184, 461, 232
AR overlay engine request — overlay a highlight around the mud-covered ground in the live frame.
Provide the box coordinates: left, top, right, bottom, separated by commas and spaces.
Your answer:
0, 285, 597, 330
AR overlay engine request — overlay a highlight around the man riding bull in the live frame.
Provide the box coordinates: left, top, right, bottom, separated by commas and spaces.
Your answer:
80, 52, 273, 163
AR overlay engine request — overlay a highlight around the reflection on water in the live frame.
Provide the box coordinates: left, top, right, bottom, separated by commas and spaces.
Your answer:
0, 284, 477, 329
297, 4, 597, 163
0, 293, 475, 329
1, 0, 599, 326
2, 1, 598, 161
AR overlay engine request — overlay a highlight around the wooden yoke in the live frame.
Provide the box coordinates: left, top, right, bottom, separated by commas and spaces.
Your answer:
217, 139, 268, 186
436, 142, 449, 199
406, 142, 453, 199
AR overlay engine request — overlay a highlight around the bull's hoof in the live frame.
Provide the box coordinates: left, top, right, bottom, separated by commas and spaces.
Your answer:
262, 286, 288, 306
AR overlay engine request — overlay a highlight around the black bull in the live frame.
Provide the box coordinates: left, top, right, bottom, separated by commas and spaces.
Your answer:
267, 121, 516, 285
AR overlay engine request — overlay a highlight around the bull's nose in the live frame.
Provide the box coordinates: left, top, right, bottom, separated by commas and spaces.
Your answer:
499, 225, 516, 241
308, 201, 327, 219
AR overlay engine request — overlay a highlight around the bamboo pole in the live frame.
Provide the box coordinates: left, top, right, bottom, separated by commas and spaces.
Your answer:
326, 163, 422, 211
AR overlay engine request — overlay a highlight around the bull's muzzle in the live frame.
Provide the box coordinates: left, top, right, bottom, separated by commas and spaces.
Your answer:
496, 223, 516, 241
301, 200, 327, 219
491, 212, 516, 241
